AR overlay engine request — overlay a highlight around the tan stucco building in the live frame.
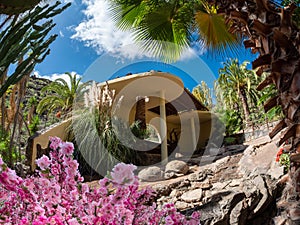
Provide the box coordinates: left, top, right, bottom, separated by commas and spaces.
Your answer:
27, 71, 217, 170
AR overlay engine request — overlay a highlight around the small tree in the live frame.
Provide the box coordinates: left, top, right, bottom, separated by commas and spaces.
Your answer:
192, 81, 213, 110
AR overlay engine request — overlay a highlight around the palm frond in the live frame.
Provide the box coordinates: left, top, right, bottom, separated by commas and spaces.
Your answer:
194, 9, 240, 55
109, 0, 145, 30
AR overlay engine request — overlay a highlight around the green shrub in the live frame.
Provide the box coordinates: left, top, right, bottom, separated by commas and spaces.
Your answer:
29, 115, 40, 135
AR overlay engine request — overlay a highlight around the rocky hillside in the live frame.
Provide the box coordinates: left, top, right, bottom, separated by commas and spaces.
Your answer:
136, 135, 287, 225
23, 75, 52, 108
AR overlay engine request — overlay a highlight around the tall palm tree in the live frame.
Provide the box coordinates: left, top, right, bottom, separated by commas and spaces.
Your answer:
216, 59, 259, 125
110, 0, 300, 222
37, 73, 86, 117
214, 2, 300, 222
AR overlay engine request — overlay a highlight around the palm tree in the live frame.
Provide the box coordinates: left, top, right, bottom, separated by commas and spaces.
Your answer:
110, 1, 300, 222
216, 59, 260, 125
37, 73, 86, 117
192, 81, 213, 110
109, 0, 239, 61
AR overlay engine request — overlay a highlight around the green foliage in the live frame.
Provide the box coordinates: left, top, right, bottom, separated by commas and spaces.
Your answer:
130, 120, 150, 139
215, 59, 263, 132
216, 59, 260, 110
109, 0, 239, 61
192, 81, 212, 110
0, 128, 9, 161
28, 115, 40, 134
223, 137, 237, 146
258, 83, 283, 121
0, 1, 71, 97
0, 127, 17, 163
28, 96, 38, 107
218, 109, 243, 136
71, 83, 143, 174
72, 109, 142, 174
278, 152, 291, 174
37, 73, 86, 116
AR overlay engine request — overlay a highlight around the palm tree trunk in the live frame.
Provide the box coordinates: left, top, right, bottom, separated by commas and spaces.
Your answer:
238, 88, 250, 126
8, 92, 20, 166
214, 1, 300, 222
135, 97, 146, 130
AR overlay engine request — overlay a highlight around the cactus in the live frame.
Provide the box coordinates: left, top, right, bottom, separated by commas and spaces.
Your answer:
0, 1, 70, 166
0, 1, 71, 97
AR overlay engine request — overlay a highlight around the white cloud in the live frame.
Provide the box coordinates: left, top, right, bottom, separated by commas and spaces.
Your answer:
59, 30, 64, 37
71, 0, 200, 61
33, 71, 82, 87
72, 0, 138, 58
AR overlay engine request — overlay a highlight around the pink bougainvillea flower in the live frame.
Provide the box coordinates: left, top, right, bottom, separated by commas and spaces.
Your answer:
35, 155, 51, 170
59, 141, 74, 155
0, 137, 201, 224
110, 162, 137, 185
49, 136, 62, 150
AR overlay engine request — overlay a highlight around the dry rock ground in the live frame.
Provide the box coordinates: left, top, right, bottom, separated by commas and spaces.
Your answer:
138, 135, 286, 225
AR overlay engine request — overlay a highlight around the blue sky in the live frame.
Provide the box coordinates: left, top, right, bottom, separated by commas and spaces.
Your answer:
35, 0, 257, 90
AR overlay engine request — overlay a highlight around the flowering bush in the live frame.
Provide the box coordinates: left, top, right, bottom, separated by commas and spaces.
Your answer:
276, 147, 290, 173
0, 137, 200, 224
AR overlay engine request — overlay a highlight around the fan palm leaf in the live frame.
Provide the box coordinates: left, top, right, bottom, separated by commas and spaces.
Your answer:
109, 0, 239, 61
194, 7, 239, 54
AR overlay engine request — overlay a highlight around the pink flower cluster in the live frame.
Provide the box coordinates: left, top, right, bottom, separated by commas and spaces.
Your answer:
0, 137, 200, 224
